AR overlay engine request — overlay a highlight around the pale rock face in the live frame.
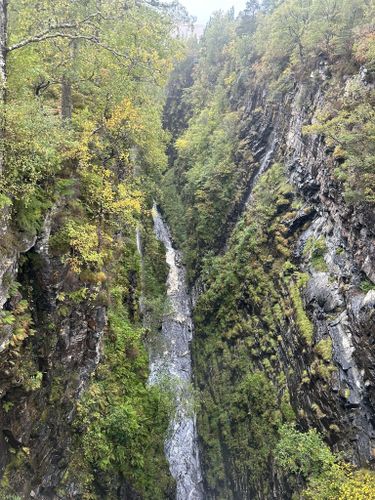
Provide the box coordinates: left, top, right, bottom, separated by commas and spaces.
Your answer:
295, 208, 375, 459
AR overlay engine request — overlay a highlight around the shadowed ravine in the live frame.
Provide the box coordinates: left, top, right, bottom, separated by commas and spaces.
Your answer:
150, 204, 204, 500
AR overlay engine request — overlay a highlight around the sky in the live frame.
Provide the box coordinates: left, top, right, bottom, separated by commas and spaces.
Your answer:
179, 0, 247, 23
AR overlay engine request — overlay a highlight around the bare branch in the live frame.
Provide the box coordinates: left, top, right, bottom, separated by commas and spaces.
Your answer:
7, 11, 105, 52
9, 33, 97, 51
8, 32, 129, 61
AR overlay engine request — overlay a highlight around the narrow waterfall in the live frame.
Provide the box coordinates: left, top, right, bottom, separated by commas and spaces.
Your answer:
223, 131, 278, 252
243, 131, 278, 207
150, 204, 203, 500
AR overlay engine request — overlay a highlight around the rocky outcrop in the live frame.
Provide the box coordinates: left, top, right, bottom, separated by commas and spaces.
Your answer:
188, 66, 375, 498
228, 70, 375, 465
0, 208, 106, 497
283, 80, 375, 465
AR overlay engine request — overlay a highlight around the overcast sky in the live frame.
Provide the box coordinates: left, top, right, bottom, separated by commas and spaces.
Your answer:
179, 0, 247, 23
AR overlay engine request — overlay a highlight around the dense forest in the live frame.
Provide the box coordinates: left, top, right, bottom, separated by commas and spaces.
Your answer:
0, 0, 375, 499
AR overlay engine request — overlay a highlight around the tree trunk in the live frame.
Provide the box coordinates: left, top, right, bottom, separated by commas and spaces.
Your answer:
0, 0, 8, 174
0, 0, 7, 96
61, 39, 78, 123
61, 74, 72, 122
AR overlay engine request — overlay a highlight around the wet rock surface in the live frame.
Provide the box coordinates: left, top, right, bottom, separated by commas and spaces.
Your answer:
152, 206, 204, 500
0, 208, 107, 497
189, 70, 375, 498
284, 82, 375, 465
241, 76, 375, 465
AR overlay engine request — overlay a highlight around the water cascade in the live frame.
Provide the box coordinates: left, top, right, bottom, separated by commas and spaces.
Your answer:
150, 205, 203, 500
243, 130, 278, 207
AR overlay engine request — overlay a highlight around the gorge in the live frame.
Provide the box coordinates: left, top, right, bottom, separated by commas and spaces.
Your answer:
0, 0, 375, 499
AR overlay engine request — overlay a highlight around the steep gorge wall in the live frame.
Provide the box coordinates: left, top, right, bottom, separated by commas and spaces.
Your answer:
163, 41, 375, 498
240, 72, 375, 462
284, 79, 375, 460
0, 208, 106, 497
0, 202, 173, 498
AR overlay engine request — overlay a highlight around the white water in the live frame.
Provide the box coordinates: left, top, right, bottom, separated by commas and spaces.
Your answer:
243, 131, 278, 207
223, 131, 278, 252
150, 205, 203, 500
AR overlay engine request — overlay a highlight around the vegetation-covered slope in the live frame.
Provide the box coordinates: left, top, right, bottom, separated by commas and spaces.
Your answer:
0, 0, 184, 497
0, 0, 375, 498
162, 1, 375, 498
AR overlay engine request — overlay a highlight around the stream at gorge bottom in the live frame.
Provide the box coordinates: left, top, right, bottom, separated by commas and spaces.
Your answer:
149, 205, 204, 500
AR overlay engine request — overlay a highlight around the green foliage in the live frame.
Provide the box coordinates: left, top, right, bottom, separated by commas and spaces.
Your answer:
0, 298, 35, 351
315, 338, 333, 362
13, 188, 51, 235
327, 469, 375, 500
303, 237, 328, 272
255, 0, 370, 82
162, 12, 255, 278
2, 0, 181, 239
165, 87, 242, 276
276, 425, 375, 499
60, 219, 107, 273
191, 164, 299, 497
304, 80, 375, 203
289, 274, 314, 345
2, 101, 72, 209
67, 250, 174, 498
23, 371, 43, 392
360, 279, 375, 293
0, 194, 12, 209
0, 289, 44, 407
2, 402, 14, 413
0, 443, 33, 498
276, 424, 337, 479
141, 221, 168, 333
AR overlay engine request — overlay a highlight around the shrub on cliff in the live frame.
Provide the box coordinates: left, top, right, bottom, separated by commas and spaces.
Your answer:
276, 424, 375, 499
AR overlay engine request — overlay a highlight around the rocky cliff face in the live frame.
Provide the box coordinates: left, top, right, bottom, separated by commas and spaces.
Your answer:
0, 207, 106, 497
284, 79, 375, 465
184, 66, 375, 498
